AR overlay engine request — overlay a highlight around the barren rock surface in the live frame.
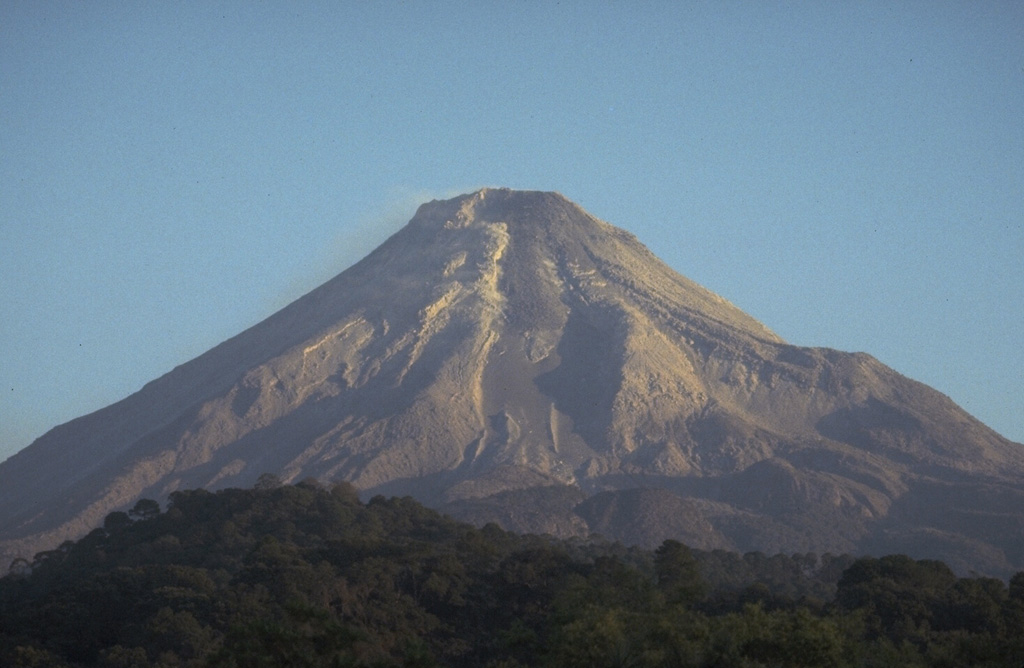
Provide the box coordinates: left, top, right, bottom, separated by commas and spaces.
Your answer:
2, 188, 1022, 575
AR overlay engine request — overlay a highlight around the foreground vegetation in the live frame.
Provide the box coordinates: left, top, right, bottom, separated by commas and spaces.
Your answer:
2, 479, 1022, 667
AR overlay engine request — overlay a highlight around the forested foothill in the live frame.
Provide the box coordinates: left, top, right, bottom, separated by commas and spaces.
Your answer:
2, 478, 1022, 667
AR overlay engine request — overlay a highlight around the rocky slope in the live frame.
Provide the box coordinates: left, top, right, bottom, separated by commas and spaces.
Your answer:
2, 188, 1022, 575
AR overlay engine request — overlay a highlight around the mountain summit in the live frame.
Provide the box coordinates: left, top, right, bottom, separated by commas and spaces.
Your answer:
3, 188, 1022, 575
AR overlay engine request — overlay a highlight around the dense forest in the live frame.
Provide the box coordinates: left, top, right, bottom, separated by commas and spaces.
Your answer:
2, 478, 1022, 667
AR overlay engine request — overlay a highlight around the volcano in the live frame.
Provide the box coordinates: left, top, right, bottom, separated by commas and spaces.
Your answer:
2, 188, 1022, 575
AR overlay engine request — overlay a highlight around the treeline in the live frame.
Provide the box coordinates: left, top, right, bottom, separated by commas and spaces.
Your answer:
2, 478, 1022, 667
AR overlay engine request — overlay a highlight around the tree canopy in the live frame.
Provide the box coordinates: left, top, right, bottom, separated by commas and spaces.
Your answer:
2, 480, 1022, 667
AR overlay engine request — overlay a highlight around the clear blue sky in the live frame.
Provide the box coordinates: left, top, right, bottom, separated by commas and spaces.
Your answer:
2, 1, 1022, 463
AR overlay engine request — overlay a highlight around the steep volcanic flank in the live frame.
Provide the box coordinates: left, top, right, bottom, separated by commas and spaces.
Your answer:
2, 188, 1023, 575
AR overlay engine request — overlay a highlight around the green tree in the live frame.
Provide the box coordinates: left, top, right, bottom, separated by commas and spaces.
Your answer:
836, 555, 956, 648
128, 499, 161, 522
104, 511, 132, 532
654, 540, 705, 607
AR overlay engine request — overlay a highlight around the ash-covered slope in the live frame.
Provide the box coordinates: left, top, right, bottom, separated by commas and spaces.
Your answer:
2, 189, 1022, 575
